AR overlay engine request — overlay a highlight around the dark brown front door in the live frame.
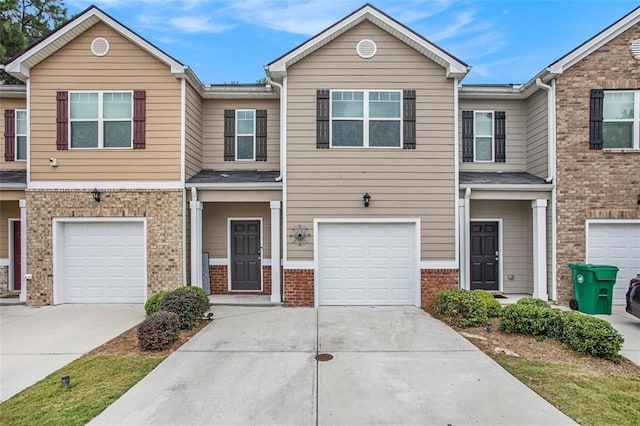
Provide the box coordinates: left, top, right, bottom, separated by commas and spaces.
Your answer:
13, 221, 21, 291
230, 220, 261, 291
470, 221, 499, 291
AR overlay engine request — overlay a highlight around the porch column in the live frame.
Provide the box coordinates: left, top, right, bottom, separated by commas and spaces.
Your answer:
190, 189, 203, 288
270, 200, 281, 303
458, 198, 468, 290
531, 199, 548, 300
19, 199, 26, 302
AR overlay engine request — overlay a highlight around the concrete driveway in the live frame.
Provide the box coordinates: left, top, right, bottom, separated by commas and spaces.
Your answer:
597, 305, 640, 365
92, 306, 574, 425
0, 303, 144, 402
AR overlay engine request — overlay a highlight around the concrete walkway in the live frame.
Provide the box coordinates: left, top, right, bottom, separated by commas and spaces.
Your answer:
92, 306, 574, 425
597, 305, 640, 365
0, 304, 144, 401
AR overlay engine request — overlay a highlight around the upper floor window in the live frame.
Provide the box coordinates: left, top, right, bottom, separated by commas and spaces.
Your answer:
330, 90, 402, 147
15, 110, 27, 161
69, 91, 133, 149
473, 111, 494, 162
3, 109, 26, 162
462, 110, 506, 163
602, 91, 639, 149
236, 110, 255, 160
223, 109, 267, 161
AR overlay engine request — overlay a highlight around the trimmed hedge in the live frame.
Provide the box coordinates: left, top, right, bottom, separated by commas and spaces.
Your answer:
144, 291, 170, 316
472, 290, 503, 318
433, 289, 488, 327
137, 311, 180, 351
160, 287, 209, 330
182, 286, 210, 313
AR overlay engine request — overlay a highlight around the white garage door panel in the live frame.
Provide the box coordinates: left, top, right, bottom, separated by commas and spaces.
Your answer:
318, 223, 416, 305
587, 222, 640, 305
62, 222, 145, 303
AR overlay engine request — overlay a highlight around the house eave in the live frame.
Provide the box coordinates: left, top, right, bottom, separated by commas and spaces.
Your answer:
459, 183, 553, 191
185, 182, 283, 190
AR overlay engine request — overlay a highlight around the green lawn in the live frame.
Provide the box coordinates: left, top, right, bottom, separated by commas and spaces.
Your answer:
0, 355, 164, 426
494, 355, 640, 426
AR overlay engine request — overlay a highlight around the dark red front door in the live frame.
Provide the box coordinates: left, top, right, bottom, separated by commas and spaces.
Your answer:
13, 221, 21, 291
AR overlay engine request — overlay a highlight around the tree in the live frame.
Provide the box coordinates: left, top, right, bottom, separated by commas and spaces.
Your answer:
1, 0, 68, 84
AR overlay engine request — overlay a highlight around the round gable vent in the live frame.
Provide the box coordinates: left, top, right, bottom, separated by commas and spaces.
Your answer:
91, 38, 110, 57
356, 39, 377, 59
631, 39, 640, 60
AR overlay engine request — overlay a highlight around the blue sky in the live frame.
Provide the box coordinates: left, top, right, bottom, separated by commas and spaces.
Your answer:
66, 0, 639, 84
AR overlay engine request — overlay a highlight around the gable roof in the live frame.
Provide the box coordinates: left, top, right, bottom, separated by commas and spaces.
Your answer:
2, 5, 186, 81
265, 3, 470, 80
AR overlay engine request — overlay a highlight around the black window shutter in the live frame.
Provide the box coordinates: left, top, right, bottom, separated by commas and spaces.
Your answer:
56, 91, 68, 150
317, 90, 329, 149
224, 109, 235, 161
133, 90, 146, 149
589, 89, 604, 150
403, 90, 416, 149
256, 109, 267, 161
4, 109, 15, 161
462, 111, 473, 162
494, 111, 506, 162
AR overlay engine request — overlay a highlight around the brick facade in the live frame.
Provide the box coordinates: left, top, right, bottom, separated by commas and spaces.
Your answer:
0, 266, 19, 297
209, 264, 272, 295
25, 189, 184, 305
420, 268, 459, 308
555, 22, 640, 304
283, 268, 314, 307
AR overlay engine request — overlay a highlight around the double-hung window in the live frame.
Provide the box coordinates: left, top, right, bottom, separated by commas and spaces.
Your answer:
331, 90, 401, 147
15, 110, 27, 161
236, 110, 255, 160
474, 111, 494, 161
602, 91, 640, 149
69, 91, 133, 149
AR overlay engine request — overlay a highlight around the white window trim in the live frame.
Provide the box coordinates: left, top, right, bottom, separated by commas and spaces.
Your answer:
473, 110, 494, 162
329, 90, 403, 148
235, 109, 256, 161
15, 109, 27, 161
603, 90, 640, 150
69, 91, 134, 150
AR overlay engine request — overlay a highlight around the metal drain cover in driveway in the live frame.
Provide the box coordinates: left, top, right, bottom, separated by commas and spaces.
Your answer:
315, 353, 334, 361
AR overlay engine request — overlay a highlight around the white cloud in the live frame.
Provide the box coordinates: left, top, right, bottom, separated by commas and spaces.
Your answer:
169, 16, 233, 33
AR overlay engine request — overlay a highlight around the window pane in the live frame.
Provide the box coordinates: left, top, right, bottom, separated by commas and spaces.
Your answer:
104, 121, 132, 147
603, 122, 633, 148
332, 91, 363, 118
603, 92, 634, 120
475, 112, 493, 135
370, 121, 400, 147
369, 92, 400, 118
70, 122, 98, 148
16, 110, 27, 134
332, 120, 363, 146
237, 135, 254, 159
70, 92, 98, 119
103, 92, 132, 119
237, 111, 255, 134
475, 137, 493, 161
16, 136, 27, 160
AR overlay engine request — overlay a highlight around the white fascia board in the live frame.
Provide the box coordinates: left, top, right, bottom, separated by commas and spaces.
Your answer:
460, 184, 553, 191
28, 181, 184, 190
185, 182, 283, 190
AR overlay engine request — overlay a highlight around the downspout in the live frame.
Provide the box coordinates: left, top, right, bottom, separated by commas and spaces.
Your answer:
266, 75, 285, 182
463, 187, 471, 290
535, 78, 555, 183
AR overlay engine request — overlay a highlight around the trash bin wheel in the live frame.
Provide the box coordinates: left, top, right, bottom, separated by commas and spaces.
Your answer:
569, 298, 579, 311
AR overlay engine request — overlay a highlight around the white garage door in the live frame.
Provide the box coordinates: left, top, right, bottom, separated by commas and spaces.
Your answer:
587, 222, 640, 305
318, 223, 416, 305
61, 221, 146, 303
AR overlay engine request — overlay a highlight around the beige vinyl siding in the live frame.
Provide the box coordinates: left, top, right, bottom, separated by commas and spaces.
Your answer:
0, 97, 27, 169
29, 22, 182, 181
0, 201, 20, 258
470, 200, 533, 294
202, 202, 272, 259
202, 99, 280, 170
286, 21, 456, 261
525, 89, 549, 178
185, 82, 203, 179
459, 99, 526, 172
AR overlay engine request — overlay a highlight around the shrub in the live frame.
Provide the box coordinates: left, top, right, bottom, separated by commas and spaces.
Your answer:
499, 302, 562, 337
559, 312, 624, 363
160, 287, 209, 329
433, 289, 488, 327
145, 291, 170, 316
516, 297, 550, 308
182, 286, 210, 313
472, 290, 503, 318
137, 311, 180, 351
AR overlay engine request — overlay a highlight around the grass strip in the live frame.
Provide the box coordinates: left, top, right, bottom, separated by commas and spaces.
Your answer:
0, 355, 164, 426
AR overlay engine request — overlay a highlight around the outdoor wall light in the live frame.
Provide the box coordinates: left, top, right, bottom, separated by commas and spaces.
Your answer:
363, 192, 371, 207
92, 188, 101, 203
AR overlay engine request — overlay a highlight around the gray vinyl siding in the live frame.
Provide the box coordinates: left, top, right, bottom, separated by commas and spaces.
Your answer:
525, 89, 549, 178
185, 82, 203, 180
202, 99, 280, 170
286, 21, 456, 261
470, 200, 533, 294
459, 99, 527, 172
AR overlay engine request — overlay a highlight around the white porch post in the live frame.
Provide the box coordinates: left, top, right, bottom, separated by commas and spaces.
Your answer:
190, 188, 203, 288
531, 199, 548, 300
19, 199, 26, 302
270, 200, 281, 303
458, 198, 467, 290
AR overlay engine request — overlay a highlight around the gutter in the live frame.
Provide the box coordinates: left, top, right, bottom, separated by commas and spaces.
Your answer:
266, 73, 285, 183
535, 78, 556, 183
184, 182, 282, 190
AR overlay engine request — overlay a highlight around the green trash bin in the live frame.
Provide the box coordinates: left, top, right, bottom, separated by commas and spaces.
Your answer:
567, 263, 619, 315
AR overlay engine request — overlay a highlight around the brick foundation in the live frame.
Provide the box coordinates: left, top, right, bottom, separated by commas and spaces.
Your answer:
0, 265, 19, 297
283, 268, 314, 307
420, 269, 459, 308
210, 264, 272, 295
